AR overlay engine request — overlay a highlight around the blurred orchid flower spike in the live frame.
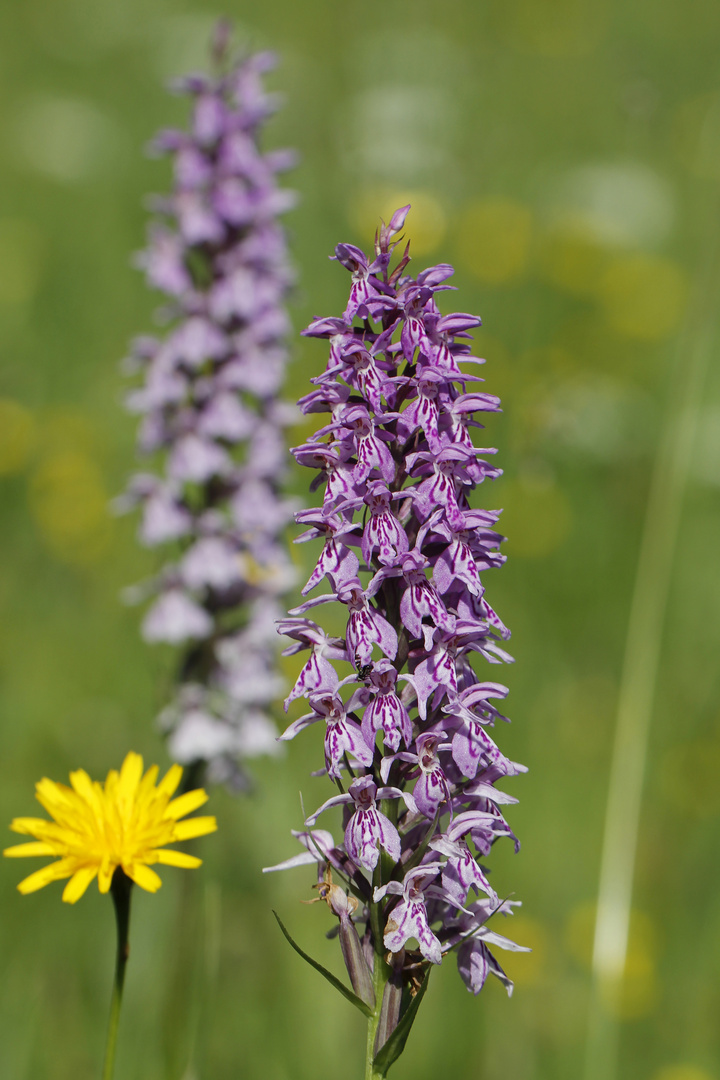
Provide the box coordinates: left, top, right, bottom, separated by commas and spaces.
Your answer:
118, 30, 299, 789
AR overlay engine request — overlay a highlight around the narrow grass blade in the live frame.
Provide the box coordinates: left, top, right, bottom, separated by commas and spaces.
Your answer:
584, 232, 718, 1080
273, 911, 373, 1018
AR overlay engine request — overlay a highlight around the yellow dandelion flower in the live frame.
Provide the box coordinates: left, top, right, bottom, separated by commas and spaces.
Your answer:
4, 751, 217, 903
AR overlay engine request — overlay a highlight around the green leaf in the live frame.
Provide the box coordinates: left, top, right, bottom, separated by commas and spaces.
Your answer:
372, 969, 431, 1076
272, 911, 374, 1018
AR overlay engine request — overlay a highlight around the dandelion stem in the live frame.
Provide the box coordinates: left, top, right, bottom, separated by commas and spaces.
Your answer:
102, 869, 133, 1080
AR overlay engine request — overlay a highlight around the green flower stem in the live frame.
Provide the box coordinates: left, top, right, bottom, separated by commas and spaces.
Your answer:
365, 866, 391, 1080
365, 796, 402, 1080
102, 869, 133, 1080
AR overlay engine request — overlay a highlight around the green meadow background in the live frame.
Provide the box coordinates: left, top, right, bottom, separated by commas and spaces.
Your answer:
1, 1, 719, 1078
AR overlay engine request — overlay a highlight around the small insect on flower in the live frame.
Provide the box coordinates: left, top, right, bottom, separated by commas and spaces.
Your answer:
4, 752, 217, 903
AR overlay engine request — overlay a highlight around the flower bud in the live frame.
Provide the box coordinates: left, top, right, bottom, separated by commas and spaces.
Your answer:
374, 949, 404, 1053
339, 911, 375, 1010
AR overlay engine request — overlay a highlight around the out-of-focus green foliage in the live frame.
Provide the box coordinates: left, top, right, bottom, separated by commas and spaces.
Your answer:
1, 1, 719, 1078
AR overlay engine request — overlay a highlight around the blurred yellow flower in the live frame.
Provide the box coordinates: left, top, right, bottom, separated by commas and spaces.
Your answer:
598, 254, 687, 341
653, 1067, 715, 1080
4, 752, 217, 903
496, 915, 549, 988
660, 737, 720, 818
0, 218, 44, 306
456, 197, 532, 285
29, 449, 111, 565
537, 220, 609, 297
495, 471, 573, 559
565, 902, 660, 1019
0, 398, 36, 475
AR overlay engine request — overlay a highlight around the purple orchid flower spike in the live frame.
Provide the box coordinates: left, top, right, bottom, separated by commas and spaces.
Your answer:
273, 207, 527, 1074
119, 28, 297, 789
